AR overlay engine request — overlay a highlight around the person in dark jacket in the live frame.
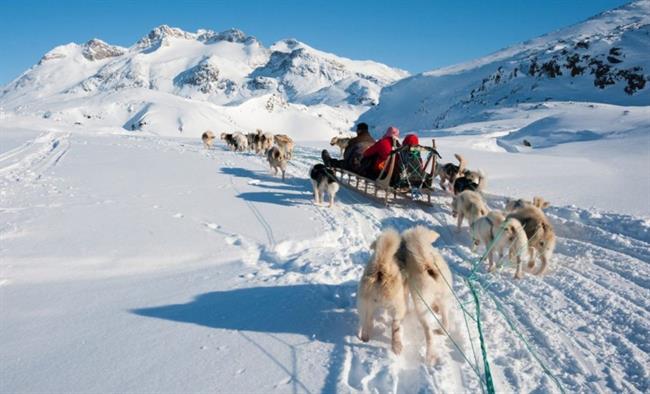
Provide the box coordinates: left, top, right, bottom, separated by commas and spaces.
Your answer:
322, 123, 375, 174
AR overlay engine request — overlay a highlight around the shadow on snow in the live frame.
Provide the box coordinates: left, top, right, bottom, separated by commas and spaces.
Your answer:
132, 283, 357, 344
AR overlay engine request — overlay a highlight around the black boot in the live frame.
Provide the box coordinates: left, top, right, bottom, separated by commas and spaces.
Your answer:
321, 149, 332, 167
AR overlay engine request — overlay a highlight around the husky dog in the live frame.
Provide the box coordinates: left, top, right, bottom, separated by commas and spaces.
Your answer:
357, 229, 408, 355
330, 136, 351, 157
470, 210, 505, 266
309, 164, 339, 208
246, 132, 258, 151
266, 146, 287, 180
498, 217, 530, 279
201, 131, 215, 149
220, 132, 233, 149
451, 190, 488, 231
274, 134, 294, 159
400, 226, 453, 364
232, 132, 248, 152
253, 129, 274, 154
453, 169, 486, 195
506, 206, 556, 275
505, 196, 550, 212
435, 154, 466, 192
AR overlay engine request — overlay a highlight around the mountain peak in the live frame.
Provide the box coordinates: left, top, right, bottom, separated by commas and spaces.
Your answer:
197, 28, 257, 44
136, 25, 194, 49
82, 39, 126, 61
270, 38, 307, 53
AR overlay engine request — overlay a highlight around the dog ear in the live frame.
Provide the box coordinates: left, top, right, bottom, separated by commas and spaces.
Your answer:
533, 196, 550, 209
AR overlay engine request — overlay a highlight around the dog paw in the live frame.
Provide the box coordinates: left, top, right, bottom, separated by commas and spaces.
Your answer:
514, 272, 523, 279
434, 328, 444, 335
359, 333, 370, 343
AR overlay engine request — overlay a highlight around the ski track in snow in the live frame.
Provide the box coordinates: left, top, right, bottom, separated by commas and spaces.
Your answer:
1, 133, 648, 393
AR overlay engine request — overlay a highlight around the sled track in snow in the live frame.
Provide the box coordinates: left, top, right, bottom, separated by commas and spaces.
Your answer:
159, 138, 649, 393
0, 131, 70, 183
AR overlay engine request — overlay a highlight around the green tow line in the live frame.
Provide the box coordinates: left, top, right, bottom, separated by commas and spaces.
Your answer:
467, 278, 496, 394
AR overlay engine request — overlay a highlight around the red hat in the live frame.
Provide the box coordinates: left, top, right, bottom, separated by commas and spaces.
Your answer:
403, 134, 419, 146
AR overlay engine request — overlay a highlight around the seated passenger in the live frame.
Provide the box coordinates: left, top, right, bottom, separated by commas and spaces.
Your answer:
402, 134, 423, 172
395, 133, 431, 188
322, 122, 375, 173
362, 126, 400, 180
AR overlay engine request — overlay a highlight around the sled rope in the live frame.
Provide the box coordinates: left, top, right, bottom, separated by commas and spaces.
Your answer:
411, 222, 509, 393
465, 234, 503, 394
409, 278, 487, 393
478, 280, 567, 394
466, 278, 496, 394
465, 223, 565, 394
408, 231, 508, 394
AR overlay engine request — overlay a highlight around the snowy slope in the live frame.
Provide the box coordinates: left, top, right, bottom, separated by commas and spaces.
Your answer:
360, 0, 650, 133
1, 126, 648, 393
0, 26, 407, 139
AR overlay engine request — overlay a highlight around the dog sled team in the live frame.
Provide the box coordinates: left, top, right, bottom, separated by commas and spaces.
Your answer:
202, 129, 294, 180
203, 122, 557, 365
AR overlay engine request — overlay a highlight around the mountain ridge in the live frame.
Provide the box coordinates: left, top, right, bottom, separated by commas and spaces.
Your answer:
360, 0, 650, 133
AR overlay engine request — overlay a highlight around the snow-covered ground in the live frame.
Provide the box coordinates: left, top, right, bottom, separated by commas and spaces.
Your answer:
1, 124, 648, 393
1, 2, 649, 392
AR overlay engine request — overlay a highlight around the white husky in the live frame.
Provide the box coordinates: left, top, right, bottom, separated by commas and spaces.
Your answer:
357, 229, 408, 355
401, 226, 453, 364
451, 190, 489, 231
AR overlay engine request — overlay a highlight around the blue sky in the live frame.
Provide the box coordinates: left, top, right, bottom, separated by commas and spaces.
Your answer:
0, 0, 631, 84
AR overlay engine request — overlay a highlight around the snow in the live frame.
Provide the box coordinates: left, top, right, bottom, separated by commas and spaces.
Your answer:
1, 2, 650, 392
498, 102, 650, 148
1, 124, 649, 393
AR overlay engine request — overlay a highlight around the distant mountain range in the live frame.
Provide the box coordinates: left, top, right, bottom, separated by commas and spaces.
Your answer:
0, 25, 406, 139
1, 1, 648, 140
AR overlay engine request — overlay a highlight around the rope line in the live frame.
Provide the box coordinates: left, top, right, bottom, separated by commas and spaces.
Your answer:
409, 278, 487, 393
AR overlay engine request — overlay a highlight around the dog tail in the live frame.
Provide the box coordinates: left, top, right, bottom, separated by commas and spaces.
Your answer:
454, 154, 466, 175
538, 221, 555, 248
477, 169, 487, 191
470, 201, 488, 222
370, 229, 402, 287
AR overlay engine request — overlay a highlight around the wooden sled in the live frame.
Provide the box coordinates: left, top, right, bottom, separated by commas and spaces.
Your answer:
332, 139, 441, 207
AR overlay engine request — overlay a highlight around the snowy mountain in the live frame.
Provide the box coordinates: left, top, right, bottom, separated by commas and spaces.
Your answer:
0, 26, 407, 139
360, 0, 650, 133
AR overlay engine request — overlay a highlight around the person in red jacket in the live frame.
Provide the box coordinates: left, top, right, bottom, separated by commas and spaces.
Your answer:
362, 126, 400, 179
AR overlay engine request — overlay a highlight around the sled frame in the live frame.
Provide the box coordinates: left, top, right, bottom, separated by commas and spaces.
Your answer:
332, 139, 440, 207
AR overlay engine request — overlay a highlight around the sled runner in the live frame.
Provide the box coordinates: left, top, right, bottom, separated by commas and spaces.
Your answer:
332, 139, 442, 206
